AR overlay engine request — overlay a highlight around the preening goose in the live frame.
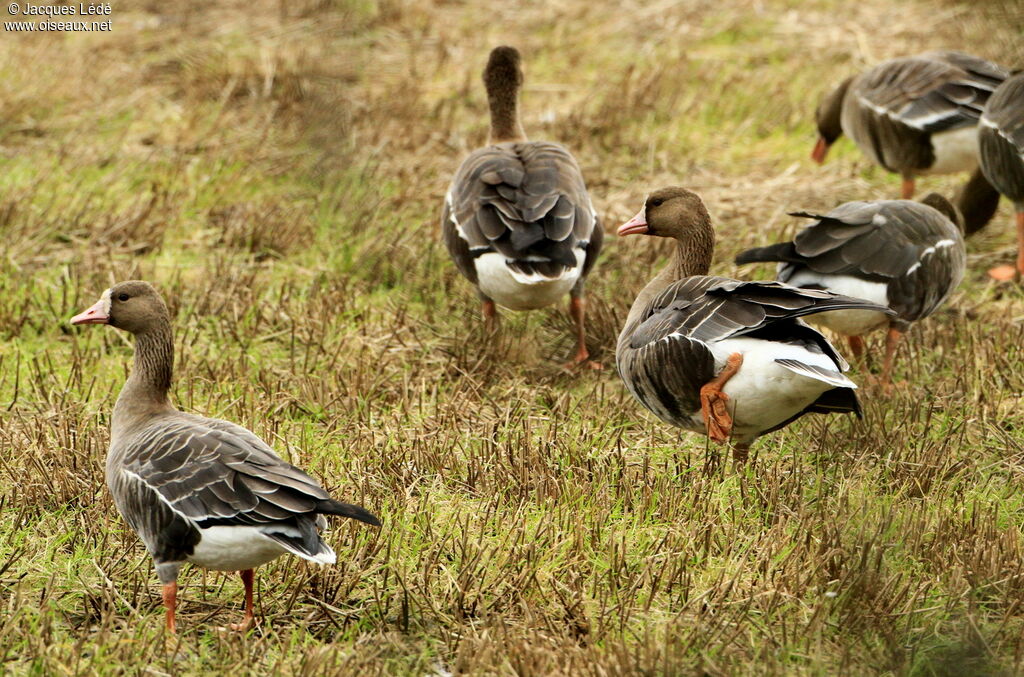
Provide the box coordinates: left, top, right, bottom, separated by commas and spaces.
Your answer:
979, 72, 1024, 281
616, 188, 891, 463
813, 51, 1007, 229
736, 195, 966, 387
71, 281, 380, 633
442, 46, 603, 368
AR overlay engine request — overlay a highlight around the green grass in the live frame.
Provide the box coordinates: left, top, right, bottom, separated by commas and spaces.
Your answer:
1, 0, 1024, 673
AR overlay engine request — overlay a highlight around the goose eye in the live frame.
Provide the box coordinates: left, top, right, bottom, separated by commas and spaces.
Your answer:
117, 293, 130, 302
650, 198, 663, 207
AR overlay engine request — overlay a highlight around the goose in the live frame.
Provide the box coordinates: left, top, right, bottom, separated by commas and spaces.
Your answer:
70, 281, 380, 633
616, 188, 891, 463
442, 46, 603, 368
813, 51, 1007, 230
735, 194, 966, 387
978, 71, 1024, 281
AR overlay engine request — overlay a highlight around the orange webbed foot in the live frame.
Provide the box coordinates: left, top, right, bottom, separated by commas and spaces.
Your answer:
228, 618, 255, 632
700, 386, 732, 442
988, 265, 1020, 282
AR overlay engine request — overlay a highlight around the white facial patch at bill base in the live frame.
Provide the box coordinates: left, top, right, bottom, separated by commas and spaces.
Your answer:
99, 288, 113, 315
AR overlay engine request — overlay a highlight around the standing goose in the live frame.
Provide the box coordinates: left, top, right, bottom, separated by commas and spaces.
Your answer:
979, 71, 1024, 281
813, 51, 1007, 230
71, 281, 380, 633
735, 195, 966, 387
442, 46, 603, 368
616, 188, 891, 463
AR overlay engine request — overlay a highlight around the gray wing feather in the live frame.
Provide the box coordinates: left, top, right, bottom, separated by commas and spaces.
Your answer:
738, 200, 965, 324
775, 359, 856, 388
442, 141, 599, 279
120, 415, 331, 527
980, 73, 1024, 204
857, 52, 1008, 134
626, 277, 891, 349
616, 276, 889, 425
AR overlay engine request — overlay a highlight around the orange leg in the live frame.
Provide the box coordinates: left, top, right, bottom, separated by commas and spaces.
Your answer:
992, 211, 1024, 281
901, 177, 915, 199
230, 569, 256, 632
1017, 210, 1024, 279
162, 581, 177, 634
482, 300, 498, 332
847, 335, 865, 362
880, 326, 903, 388
700, 352, 743, 443
565, 296, 602, 370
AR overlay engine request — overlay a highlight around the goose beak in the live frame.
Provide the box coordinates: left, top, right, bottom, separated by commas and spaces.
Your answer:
811, 137, 829, 164
71, 299, 110, 325
617, 208, 649, 236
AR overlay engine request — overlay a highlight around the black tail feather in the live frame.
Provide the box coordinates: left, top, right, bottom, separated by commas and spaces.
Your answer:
808, 386, 863, 419
318, 499, 382, 527
735, 242, 801, 266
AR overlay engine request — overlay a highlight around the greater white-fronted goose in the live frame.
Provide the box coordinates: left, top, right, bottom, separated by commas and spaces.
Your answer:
71, 281, 380, 633
979, 71, 1024, 281
616, 188, 890, 463
813, 51, 1008, 229
736, 194, 966, 387
442, 46, 603, 368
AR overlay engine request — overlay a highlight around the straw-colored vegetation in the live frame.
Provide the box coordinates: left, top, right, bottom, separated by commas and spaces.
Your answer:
1, 0, 1023, 674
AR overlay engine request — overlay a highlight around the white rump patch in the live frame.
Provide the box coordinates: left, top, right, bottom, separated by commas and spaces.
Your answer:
926, 126, 980, 174
784, 271, 890, 336
704, 336, 850, 441
189, 526, 290, 571
474, 250, 583, 311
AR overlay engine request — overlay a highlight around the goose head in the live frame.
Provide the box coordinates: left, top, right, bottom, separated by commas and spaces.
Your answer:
617, 187, 712, 240
484, 45, 523, 96
71, 280, 170, 335
813, 76, 853, 164
920, 192, 965, 233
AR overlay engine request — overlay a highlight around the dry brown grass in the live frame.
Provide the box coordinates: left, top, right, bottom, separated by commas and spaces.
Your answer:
1, 0, 1024, 674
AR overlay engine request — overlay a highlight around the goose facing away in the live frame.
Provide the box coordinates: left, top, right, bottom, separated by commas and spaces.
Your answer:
442, 46, 603, 368
978, 72, 1024, 281
615, 188, 891, 462
735, 195, 966, 387
71, 281, 380, 633
813, 51, 1007, 230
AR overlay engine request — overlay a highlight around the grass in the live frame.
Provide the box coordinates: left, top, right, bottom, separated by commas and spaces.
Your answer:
1, 0, 1024, 673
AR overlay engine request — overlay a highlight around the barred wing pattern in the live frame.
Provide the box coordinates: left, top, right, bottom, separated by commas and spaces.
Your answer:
845, 52, 1008, 173
110, 414, 378, 566
616, 277, 888, 427
856, 52, 1007, 134
980, 73, 1024, 204
442, 141, 600, 282
778, 201, 965, 324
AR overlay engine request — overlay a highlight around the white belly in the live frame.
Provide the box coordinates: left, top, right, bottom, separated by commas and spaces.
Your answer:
474, 251, 582, 311
785, 271, 891, 336
188, 526, 289, 571
693, 337, 850, 442
925, 126, 980, 175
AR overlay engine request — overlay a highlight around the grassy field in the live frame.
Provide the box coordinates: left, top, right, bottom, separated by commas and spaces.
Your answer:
2, 0, 1024, 673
